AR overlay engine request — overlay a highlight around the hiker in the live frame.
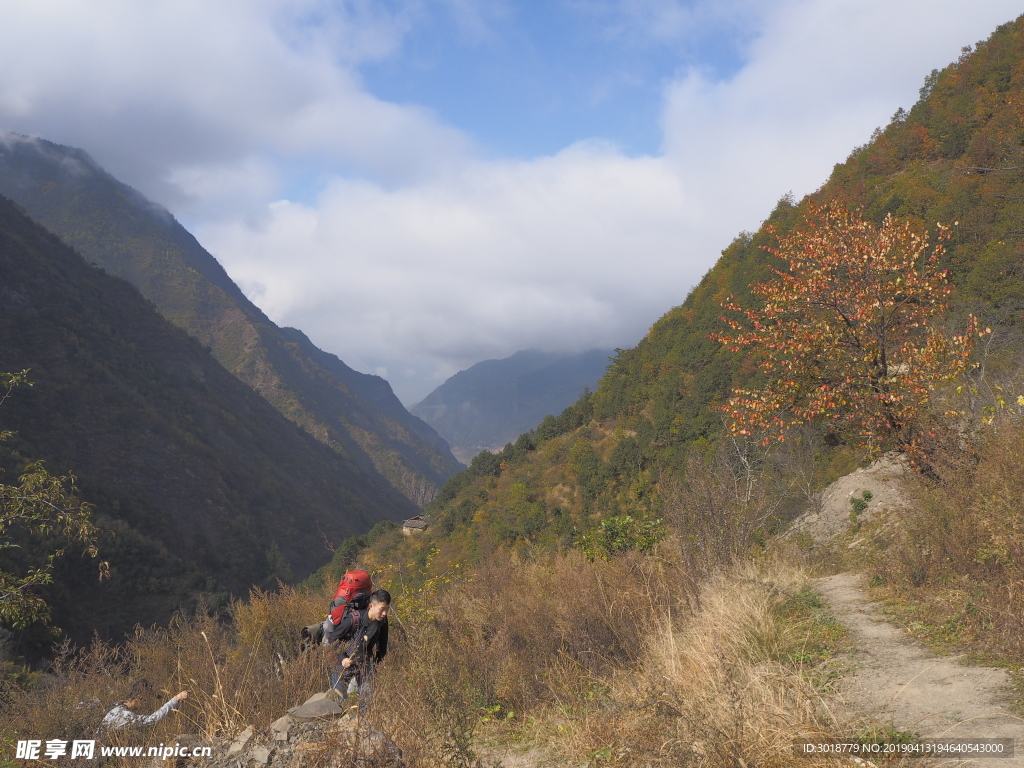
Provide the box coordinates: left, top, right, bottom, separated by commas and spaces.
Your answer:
100, 680, 188, 730
326, 588, 390, 710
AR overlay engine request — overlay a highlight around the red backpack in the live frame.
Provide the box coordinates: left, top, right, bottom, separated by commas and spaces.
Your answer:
327, 569, 372, 626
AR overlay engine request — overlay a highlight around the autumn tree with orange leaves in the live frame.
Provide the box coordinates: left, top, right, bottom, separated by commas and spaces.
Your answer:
713, 203, 983, 452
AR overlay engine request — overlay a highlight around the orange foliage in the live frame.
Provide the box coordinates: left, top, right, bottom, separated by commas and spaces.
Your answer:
712, 202, 984, 450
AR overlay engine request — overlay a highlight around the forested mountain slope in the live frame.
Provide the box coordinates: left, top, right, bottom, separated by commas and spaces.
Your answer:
367, 13, 1024, 568
0, 136, 461, 506
412, 348, 612, 462
0, 192, 416, 644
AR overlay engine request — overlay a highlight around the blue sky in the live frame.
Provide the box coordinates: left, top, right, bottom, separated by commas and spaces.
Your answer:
1, 0, 1022, 403
358, 2, 751, 159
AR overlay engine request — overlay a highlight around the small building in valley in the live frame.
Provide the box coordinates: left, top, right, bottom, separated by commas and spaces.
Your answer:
402, 514, 429, 536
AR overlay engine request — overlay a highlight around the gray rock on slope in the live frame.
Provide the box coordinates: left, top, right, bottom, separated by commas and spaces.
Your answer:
787, 454, 911, 544
157, 693, 402, 768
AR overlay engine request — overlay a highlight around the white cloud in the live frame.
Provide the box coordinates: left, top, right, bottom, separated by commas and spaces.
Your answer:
0, 0, 470, 209
1, 0, 1021, 404
657, 0, 1022, 262
199, 143, 694, 401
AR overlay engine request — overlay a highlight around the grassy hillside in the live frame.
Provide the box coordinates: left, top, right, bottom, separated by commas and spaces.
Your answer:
0, 192, 415, 648
367, 14, 1024, 575
0, 137, 461, 506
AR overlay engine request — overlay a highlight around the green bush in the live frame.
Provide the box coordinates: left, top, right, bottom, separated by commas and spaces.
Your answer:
579, 515, 665, 561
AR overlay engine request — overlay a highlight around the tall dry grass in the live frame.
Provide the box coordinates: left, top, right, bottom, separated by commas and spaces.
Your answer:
366, 541, 864, 768
1, 585, 331, 764
869, 413, 1024, 661
368, 548, 670, 767
3, 432, 872, 768
547, 559, 859, 768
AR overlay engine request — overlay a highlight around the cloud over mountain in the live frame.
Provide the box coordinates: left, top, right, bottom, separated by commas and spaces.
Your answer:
1, 0, 1019, 402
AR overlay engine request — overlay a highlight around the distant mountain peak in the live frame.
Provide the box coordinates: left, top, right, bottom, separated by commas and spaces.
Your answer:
413, 348, 613, 463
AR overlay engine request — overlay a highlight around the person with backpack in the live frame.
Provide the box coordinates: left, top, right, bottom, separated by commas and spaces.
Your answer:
326, 588, 391, 712
99, 680, 188, 730
299, 569, 373, 649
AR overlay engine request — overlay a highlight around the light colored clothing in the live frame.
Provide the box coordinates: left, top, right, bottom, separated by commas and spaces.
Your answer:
100, 698, 179, 730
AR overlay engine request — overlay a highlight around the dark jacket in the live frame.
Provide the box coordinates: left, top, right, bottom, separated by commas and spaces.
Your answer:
326, 599, 388, 669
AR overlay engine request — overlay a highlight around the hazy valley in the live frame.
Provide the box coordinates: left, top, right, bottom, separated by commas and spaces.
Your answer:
412, 348, 613, 463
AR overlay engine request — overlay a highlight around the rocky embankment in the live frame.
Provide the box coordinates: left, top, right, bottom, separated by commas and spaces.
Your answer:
156, 693, 402, 768
787, 454, 910, 544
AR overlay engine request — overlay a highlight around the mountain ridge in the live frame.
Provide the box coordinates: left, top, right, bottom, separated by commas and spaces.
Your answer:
0, 191, 414, 644
0, 134, 461, 505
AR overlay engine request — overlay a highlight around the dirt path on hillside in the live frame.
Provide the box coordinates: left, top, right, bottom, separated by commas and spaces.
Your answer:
817, 572, 1024, 766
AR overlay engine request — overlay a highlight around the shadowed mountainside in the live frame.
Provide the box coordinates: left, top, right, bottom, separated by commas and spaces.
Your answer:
0, 192, 416, 644
0, 135, 461, 505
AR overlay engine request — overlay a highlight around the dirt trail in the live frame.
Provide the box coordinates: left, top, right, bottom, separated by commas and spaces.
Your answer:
817, 572, 1024, 766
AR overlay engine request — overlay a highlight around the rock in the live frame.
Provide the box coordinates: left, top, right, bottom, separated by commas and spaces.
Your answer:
251, 746, 271, 765
785, 454, 910, 544
270, 715, 292, 739
184, 696, 403, 768
291, 697, 345, 719
287, 692, 333, 716
335, 712, 361, 731
228, 726, 253, 755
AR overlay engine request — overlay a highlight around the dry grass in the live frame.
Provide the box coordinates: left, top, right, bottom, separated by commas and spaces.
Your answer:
366, 544, 865, 768
1, 585, 331, 766
1, 550, 874, 768
540, 559, 857, 768
367, 548, 671, 767
861, 414, 1024, 665
2, 435, 891, 768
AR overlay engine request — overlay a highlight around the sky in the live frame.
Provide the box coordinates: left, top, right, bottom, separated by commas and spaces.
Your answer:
1, 1, 1022, 405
